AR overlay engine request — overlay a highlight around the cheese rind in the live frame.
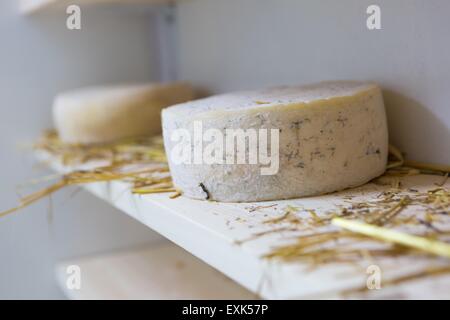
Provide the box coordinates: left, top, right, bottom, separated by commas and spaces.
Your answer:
53, 82, 194, 144
162, 81, 388, 202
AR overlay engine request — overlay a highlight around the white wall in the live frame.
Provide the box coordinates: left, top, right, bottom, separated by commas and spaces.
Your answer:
176, 0, 450, 164
0, 1, 162, 298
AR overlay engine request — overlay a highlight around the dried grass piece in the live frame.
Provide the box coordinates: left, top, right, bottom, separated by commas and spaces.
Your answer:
332, 218, 450, 258
386, 144, 404, 169
366, 196, 411, 226
263, 205, 300, 224
1, 165, 170, 218
436, 173, 449, 187
35, 130, 167, 166
132, 188, 177, 194
0, 180, 66, 218
1, 131, 174, 218
404, 160, 450, 173
169, 190, 183, 199
246, 204, 277, 213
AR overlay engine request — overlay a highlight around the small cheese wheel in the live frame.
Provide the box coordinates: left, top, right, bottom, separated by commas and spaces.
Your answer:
162, 81, 388, 202
53, 82, 194, 144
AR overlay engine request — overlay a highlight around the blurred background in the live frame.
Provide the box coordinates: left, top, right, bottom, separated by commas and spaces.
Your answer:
0, 0, 449, 299
0, 1, 164, 299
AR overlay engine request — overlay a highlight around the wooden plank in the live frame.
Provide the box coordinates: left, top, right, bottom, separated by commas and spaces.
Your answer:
56, 242, 256, 299
20, 0, 173, 14
41, 152, 450, 299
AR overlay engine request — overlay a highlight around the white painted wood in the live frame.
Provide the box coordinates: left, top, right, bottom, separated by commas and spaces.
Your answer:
56, 242, 255, 299
20, 0, 173, 14
41, 153, 450, 299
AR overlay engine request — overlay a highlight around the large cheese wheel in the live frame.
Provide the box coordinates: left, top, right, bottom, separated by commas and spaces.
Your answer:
162, 81, 388, 202
53, 82, 194, 144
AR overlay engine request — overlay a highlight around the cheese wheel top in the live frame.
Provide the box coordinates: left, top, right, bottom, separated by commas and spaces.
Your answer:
54, 82, 190, 107
53, 82, 194, 144
163, 81, 377, 118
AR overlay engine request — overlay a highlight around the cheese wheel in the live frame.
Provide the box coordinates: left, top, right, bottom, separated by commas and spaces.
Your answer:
53, 82, 194, 144
162, 81, 388, 202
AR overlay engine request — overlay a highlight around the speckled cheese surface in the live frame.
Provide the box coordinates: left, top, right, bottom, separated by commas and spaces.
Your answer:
53, 82, 194, 144
162, 81, 388, 202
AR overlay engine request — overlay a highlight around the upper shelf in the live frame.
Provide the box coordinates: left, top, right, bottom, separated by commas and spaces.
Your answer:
38, 151, 450, 299
20, 0, 174, 15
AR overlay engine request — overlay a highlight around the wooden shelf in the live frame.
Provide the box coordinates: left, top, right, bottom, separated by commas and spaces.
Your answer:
20, 0, 173, 15
41, 152, 450, 299
56, 242, 255, 299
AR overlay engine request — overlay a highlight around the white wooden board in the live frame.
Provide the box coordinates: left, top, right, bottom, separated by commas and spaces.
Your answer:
20, 0, 173, 14
56, 242, 255, 300
41, 153, 450, 299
